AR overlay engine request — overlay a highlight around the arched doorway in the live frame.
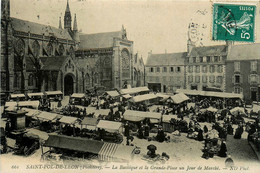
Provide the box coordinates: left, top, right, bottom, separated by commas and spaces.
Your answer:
64, 74, 74, 95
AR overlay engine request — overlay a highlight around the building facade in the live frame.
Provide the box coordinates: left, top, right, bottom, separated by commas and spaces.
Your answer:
226, 44, 260, 103
75, 26, 134, 90
185, 45, 227, 91
145, 52, 186, 93
132, 53, 145, 87
1, 0, 144, 97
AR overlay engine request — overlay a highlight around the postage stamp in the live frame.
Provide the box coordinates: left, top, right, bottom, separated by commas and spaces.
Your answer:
212, 3, 256, 42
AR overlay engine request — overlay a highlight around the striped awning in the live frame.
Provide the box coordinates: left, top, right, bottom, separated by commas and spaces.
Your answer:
98, 143, 118, 161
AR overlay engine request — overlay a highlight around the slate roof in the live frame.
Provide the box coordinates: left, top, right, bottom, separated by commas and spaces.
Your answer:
227, 44, 260, 61
11, 17, 73, 40
146, 52, 186, 66
79, 31, 122, 50
40, 56, 67, 71
190, 45, 227, 57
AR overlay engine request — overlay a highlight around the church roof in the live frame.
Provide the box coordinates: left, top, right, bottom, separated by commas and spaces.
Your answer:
190, 45, 227, 57
79, 31, 122, 50
11, 17, 73, 41
146, 52, 186, 66
227, 44, 260, 61
40, 56, 68, 71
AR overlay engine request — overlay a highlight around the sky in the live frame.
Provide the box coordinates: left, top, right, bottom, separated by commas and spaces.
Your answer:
10, 0, 260, 63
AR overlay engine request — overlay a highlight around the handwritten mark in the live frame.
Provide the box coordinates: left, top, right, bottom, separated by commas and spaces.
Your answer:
197, 9, 208, 15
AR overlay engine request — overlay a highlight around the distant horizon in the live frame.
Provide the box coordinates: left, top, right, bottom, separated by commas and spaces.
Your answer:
10, 0, 260, 63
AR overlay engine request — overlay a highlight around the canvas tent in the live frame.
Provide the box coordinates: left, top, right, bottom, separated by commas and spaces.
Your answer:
59, 116, 78, 125
120, 86, 149, 95
81, 117, 99, 130
96, 120, 122, 133
36, 112, 60, 122
162, 115, 177, 132
123, 110, 162, 123
71, 93, 85, 98
44, 134, 135, 162
105, 91, 120, 97
130, 93, 160, 105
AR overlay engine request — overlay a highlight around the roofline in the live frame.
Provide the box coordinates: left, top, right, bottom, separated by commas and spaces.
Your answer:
226, 59, 260, 62
150, 51, 187, 56
80, 30, 121, 36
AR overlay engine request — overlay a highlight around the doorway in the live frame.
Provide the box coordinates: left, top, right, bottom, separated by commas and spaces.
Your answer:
64, 74, 74, 96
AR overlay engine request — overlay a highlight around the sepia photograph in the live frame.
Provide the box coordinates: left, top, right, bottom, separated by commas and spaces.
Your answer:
0, 0, 260, 172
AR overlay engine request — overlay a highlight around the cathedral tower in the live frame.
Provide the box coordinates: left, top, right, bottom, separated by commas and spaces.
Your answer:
64, 0, 72, 31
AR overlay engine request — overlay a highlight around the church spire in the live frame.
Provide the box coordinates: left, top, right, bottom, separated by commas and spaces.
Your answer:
59, 17, 62, 29
73, 14, 78, 31
66, 0, 70, 13
64, 0, 72, 30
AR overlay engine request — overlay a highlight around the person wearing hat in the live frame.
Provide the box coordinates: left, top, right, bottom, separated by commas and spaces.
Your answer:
218, 140, 227, 157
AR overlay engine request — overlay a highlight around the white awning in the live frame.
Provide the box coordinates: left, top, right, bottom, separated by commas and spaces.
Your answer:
21, 108, 41, 117
171, 93, 190, 104
71, 93, 85, 98
123, 110, 161, 122
97, 120, 122, 132
162, 115, 178, 123
105, 91, 120, 97
37, 112, 59, 121
59, 116, 78, 124
120, 86, 149, 95
5, 101, 39, 109
45, 91, 63, 95
130, 93, 158, 103
122, 94, 132, 99
10, 94, 25, 98
27, 92, 44, 97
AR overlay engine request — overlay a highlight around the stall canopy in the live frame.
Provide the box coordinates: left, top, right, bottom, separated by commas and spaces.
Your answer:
5, 101, 40, 109
96, 120, 122, 132
44, 134, 104, 154
156, 93, 171, 100
21, 108, 41, 117
98, 142, 135, 162
123, 110, 162, 122
75, 106, 110, 118
44, 134, 135, 162
130, 93, 158, 103
81, 117, 99, 126
170, 93, 189, 104
59, 116, 78, 125
162, 115, 178, 123
176, 89, 243, 99
27, 92, 44, 98
230, 107, 246, 116
45, 91, 63, 95
36, 112, 60, 121
105, 91, 120, 97
122, 94, 132, 99
71, 93, 85, 98
10, 94, 25, 98
120, 86, 149, 95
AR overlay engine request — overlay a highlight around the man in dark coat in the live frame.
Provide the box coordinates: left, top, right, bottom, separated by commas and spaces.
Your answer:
197, 129, 204, 141
218, 141, 227, 157
124, 122, 130, 137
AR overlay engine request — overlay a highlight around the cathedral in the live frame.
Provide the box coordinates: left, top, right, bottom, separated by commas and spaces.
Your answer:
1, 0, 142, 99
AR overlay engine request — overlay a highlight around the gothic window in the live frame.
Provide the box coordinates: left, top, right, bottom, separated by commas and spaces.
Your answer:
28, 74, 34, 86
32, 40, 40, 57
85, 73, 90, 84
121, 49, 130, 78
58, 44, 65, 56
47, 43, 53, 56
69, 46, 74, 55
15, 39, 25, 56
13, 73, 20, 88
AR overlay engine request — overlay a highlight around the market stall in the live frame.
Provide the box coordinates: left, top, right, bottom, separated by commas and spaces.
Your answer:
81, 117, 99, 130
70, 93, 86, 106
58, 116, 79, 136
36, 112, 61, 132
162, 115, 178, 132
129, 93, 160, 106
43, 134, 135, 162
10, 94, 26, 101
45, 91, 63, 101
120, 86, 150, 96
123, 110, 162, 123
27, 92, 44, 100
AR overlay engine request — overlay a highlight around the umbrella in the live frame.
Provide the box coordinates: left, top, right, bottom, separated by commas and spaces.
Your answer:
147, 144, 157, 151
